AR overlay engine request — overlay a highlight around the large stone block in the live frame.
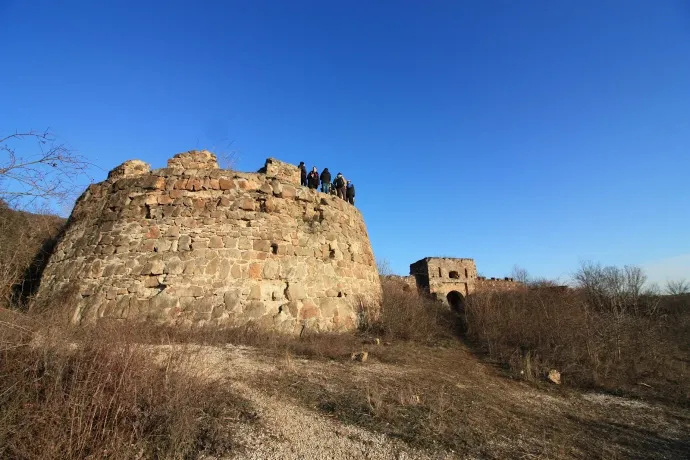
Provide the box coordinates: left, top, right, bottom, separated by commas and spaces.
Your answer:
285, 283, 306, 301
245, 301, 269, 319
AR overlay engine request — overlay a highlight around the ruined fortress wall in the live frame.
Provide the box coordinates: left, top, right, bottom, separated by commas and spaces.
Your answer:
475, 278, 524, 293
36, 152, 381, 333
410, 257, 479, 299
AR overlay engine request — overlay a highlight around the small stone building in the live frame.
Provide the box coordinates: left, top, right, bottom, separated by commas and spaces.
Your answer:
408, 257, 523, 310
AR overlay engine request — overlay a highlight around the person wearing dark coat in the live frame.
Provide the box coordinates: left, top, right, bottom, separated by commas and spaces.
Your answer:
298, 162, 307, 187
307, 167, 320, 189
320, 168, 332, 194
346, 180, 355, 205
334, 172, 346, 200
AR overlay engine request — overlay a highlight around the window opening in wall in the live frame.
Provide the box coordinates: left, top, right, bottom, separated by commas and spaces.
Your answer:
438, 267, 442, 277
449, 271, 460, 279
465, 268, 468, 278
271, 243, 278, 255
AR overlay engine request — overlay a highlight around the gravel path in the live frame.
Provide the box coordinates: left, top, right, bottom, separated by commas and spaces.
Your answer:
186, 345, 453, 460
156, 344, 689, 460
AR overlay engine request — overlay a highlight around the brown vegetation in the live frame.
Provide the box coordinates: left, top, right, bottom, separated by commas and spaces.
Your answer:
0, 202, 64, 307
465, 264, 690, 404
0, 207, 688, 458
0, 309, 257, 460
248, 278, 689, 458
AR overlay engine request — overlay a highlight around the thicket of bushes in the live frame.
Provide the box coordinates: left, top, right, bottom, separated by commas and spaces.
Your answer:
464, 264, 690, 403
0, 201, 64, 307
0, 309, 257, 460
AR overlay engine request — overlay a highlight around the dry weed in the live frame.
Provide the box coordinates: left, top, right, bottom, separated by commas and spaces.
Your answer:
0, 310, 257, 460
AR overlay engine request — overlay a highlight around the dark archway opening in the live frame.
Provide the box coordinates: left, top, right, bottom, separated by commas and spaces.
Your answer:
447, 290, 465, 312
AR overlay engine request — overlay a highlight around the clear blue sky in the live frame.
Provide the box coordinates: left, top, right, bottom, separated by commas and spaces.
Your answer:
2, 0, 689, 283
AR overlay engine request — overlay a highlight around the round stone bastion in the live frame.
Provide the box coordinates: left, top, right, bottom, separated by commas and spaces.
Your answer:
36, 151, 382, 333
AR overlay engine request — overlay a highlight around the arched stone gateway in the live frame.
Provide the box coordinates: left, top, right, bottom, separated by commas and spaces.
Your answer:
446, 290, 465, 312
36, 151, 382, 333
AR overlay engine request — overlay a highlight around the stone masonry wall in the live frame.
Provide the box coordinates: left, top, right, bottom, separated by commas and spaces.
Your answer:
475, 278, 524, 293
407, 257, 524, 304
259, 158, 300, 186
410, 257, 479, 300
37, 151, 381, 333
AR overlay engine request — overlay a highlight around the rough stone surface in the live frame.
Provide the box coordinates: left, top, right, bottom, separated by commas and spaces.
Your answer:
259, 158, 300, 186
408, 257, 525, 307
107, 160, 151, 180
167, 150, 219, 170
548, 369, 562, 385
37, 155, 381, 333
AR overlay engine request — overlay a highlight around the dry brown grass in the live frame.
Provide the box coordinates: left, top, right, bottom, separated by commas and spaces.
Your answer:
2, 206, 688, 459
370, 278, 460, 343
0, 203, 64, 307
464, 286, 690, 404
251, 341, 690, 459
0, 309, 257, 460
237, 275, 689, 457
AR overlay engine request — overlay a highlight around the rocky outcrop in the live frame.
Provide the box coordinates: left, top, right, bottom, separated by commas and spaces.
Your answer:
37, 151, 381, 333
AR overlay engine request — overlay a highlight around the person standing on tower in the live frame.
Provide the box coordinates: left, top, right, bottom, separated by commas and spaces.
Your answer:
346, 180, 355, 205
308, 167, 320, 189
320, 167, 332, 194
298, 162, 307, 187
334, 172, 346, 200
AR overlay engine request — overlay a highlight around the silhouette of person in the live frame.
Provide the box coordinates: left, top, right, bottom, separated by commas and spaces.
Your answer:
346, 180, 355, 205
298, 162, 307, 187
307, 167, 320, 189
320, 168, 332, 194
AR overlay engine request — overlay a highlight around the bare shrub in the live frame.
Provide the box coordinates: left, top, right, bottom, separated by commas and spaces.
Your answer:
0, 205, 63, 308
369, 278, 458, 343
376, 258, 393, 276
510, 264, 530, 284
573, 262, 657, 316
465, 267, 690, 403
0, 311, 256, 460
666, 279, 690, 295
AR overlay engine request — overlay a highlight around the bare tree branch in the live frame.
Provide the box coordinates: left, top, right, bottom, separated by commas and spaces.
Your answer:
510, 265, 530, 284
0, 129, 91, 208
666, 279, 690, 295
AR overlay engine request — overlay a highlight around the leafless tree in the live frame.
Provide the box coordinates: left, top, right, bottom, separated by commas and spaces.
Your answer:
377, 258, 393, 276
574, 261, 654, 316
666, 279, 690, 295
1, 129, 90, 208
510, 265, 530, 284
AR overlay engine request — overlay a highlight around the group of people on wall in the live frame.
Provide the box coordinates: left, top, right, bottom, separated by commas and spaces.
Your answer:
298, 162, 356, 205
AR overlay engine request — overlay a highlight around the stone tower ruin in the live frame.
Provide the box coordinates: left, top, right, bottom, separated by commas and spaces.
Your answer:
36, 151, 382, 333
409, 257, 523, 310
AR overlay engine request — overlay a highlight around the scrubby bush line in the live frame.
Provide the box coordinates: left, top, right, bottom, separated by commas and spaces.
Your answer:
464, 263, 689, 403
0, 311, 256, 460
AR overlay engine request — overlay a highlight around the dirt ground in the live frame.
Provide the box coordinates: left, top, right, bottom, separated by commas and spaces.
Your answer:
162, 342, 690, 460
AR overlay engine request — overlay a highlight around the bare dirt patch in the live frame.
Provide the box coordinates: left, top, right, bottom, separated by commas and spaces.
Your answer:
174, 341, 690, 459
